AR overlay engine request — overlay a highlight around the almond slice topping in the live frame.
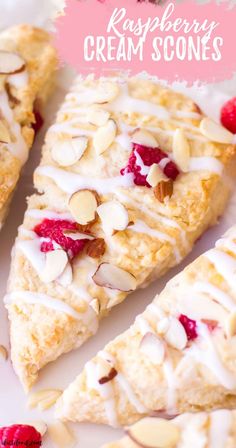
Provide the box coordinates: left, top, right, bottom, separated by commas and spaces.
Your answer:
87, 106, 110, 126
0, 344, 8, 361
94, 81, 120, 104
92, 263, 137, 292
127, 417, 180, 448
225, 311, 236, 338
173, 128, 190, 172
40, 250, 68, 283
90, 298, 100, 315
93, 119, 117, 155
48, 421, 76, 448
68, 189, 99, 225
147, 164, 166, 187
86, 238, 106, 258
154, 179, 173, 203
63, 230, 94, 241
51, 136, 88, 167
0, 51, 25, 74
57, 262, 73, 287
97, 201, 129, 235
0, 120, 11, 143
132, 129, 158, 148
200, 117, 234, 144
27, 389, 62, 411
164, 317, 187, 350
140, 333, 165, 365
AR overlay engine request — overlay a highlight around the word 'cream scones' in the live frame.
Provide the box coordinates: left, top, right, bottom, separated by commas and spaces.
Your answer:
5, 77, 236, 391
101, 411, 236, 448
56, 226, 236, 426
0, 25, 57, 228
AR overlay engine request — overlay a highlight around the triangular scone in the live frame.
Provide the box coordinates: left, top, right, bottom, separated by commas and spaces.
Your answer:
101, 411, 236, 448
5, 77, 236, 391
56, 226, 236, 426
0, 25, 57, 229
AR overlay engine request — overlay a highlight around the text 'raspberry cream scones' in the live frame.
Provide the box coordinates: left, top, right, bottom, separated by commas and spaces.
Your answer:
5, 77, 236, 391
101, 410, 236, 448
0, 25, 57, 228
56, 226, 236, 426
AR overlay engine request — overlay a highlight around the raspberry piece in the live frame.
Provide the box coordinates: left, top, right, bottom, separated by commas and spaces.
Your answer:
179, 314, 198, 341
34, 219, 90, 259
0, 424, 42, 448
221, 97, 236, 134
120, 143, 179, 187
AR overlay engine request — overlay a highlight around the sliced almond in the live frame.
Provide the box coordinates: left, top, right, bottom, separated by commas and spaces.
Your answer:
200, 117, 234, 144
127, 417, 180, 448
68, 189, 98, 225
140, 333, 165, 365
57, 262, 73, 287
164, 318, 187, 350
106, 295, 123, 309
0, 120, 11, 143
173, 128, 190, 172
63, 230, 94, 241
94, 81, 119, 104
0, 51, 25, 74
225, 311, 236, 338
97, 201, 129, 235
86, 238, 106, 258
146, 164, 166, 187
40, 250, 68, 283
87, 106, 110, 126
27, 389, 62, 411
48, 421, 76, 448
154, 180, 173, 203
92, 263, 137, 292
156, 318, 170, 335
93, 119, 117, 155
90, 298, 100, 315
0, 344, 8, 361
132, 129, 158, 148
51, 136, 88, 167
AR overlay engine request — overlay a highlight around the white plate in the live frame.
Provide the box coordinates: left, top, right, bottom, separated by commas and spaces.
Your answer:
0, 69, 236, 447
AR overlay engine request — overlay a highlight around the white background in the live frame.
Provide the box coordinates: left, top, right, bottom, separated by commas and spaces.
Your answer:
0, 1, 236, 447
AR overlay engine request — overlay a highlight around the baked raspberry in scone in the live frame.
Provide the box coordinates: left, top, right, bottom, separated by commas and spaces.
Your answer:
5, 77, 236, 391
101, 410, 236, 448
56, 226, 236, 426
0, 25, 57, 229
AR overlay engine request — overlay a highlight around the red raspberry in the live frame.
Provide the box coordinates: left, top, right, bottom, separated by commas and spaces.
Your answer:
0, 424, 42, 448
34, 219, 90, 259
221, 97, 236, 134
120, 143, 179, 187
179, 314, 198, 341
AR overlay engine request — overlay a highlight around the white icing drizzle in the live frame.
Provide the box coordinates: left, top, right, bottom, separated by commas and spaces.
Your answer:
135, 314, 153, 334
49, 121, 95, 136
128, 220, 182, 263
35, 165, 134, 195
134, 150, 150, 176
85, 360, 118, 427
209, 409, 232, 448
116, 373, 147, 413
194, 281, 236, 312
4, 291, 81, 320
187, 323, 236, 390
16, 238, 45, 275
204, 248, 236, 291
0, 90, 28, 164
26, 208, 73, 221
163, 358, 177, 412
189, 157, 223, 175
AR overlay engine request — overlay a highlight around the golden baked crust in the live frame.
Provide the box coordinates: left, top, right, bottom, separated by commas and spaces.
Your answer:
5, 76, 236, 391
0, 24, 57, 227
102, 411, 236, 448
55, 226, 236, 426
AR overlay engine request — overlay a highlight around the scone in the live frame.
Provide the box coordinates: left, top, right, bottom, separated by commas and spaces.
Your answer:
5, 76, 236, 391
101, 411, 236, 448
0, 24, 57, 228
56, 225, 236, 426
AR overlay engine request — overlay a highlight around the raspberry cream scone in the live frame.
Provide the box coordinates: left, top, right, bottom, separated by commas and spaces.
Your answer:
5, 77, 236, 391
102, 411, 236, 448
0, 25, 57, 228
56, 226, 236, 426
